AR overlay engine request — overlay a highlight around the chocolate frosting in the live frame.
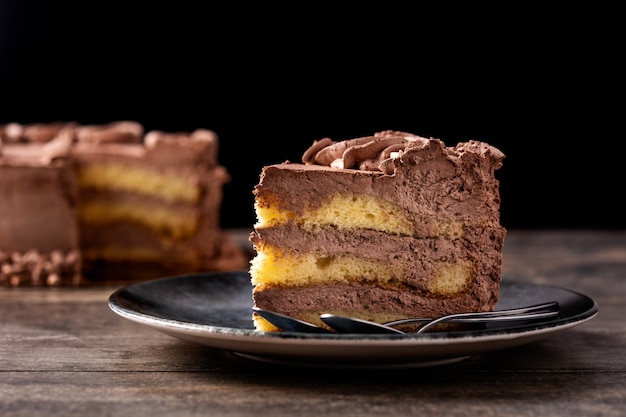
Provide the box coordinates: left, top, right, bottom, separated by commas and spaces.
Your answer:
76, 121, 144, 144
1, 121, 220, 169
302, 130, 504, 175
302, 130, 430, 173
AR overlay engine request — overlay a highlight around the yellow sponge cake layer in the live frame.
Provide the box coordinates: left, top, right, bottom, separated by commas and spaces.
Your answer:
78, 200, 199, 241
250, 243, 406, 289
256, 193, 414, 235
256, 192, 467, 239
429, 260, 474, 295
77, 163, 201, 204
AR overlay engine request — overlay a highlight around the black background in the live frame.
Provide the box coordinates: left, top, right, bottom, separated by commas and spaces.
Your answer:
1, 2, 622, 230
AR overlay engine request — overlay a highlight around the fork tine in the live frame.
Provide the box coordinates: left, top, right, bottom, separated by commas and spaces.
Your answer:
413, 303, 560, 334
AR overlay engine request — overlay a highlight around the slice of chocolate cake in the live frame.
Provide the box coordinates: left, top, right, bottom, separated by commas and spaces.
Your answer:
249, 130, 506, 331
0, 121, 247, 286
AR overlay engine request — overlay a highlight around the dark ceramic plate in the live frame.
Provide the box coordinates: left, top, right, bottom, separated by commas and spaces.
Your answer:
108, 271, 598, 369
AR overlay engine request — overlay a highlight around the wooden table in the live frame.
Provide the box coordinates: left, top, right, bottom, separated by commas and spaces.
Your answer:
1, 230, 624, 416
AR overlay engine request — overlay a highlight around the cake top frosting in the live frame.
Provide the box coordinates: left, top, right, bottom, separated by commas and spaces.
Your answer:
0, 121, 219, 168
302, 130, 504, 175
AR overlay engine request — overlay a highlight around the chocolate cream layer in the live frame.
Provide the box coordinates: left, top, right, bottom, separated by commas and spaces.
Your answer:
254, 281, 498, 328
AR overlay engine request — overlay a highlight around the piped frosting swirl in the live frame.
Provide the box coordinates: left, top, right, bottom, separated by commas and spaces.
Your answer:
302, 130, 429, 175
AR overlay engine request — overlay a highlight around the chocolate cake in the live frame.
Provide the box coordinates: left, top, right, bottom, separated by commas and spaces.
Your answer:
0, 121, 247, 286
249, 130, 506, 331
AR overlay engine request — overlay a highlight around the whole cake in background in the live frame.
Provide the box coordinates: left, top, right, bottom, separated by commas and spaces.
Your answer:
249, 130, 506, 331
0, 121, 248, 287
